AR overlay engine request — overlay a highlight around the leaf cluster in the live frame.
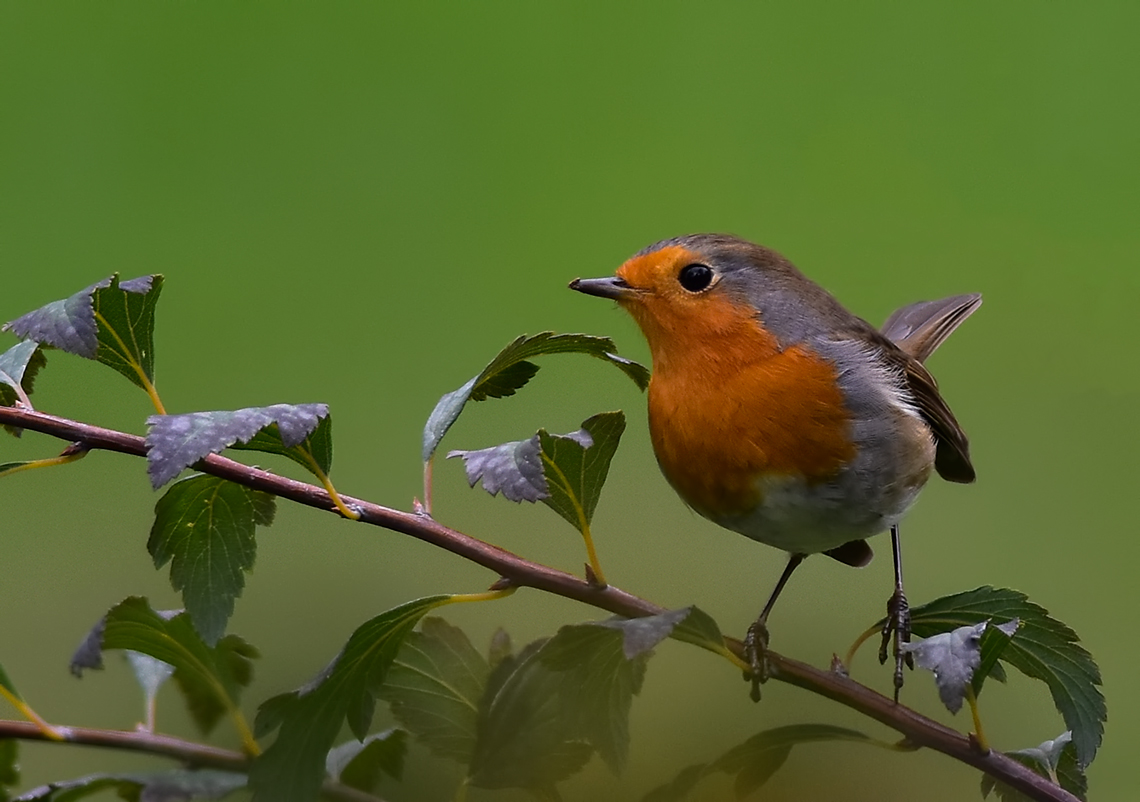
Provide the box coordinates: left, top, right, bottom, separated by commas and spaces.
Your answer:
0, 275, 1107, 802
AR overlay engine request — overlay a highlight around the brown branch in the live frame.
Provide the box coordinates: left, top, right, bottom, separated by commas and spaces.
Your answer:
0, 406, 1079, 802
0, 720, 384, 802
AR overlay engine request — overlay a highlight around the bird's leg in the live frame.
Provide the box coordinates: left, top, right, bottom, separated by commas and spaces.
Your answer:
744, 552, 805, 701
878, 524, 914, 700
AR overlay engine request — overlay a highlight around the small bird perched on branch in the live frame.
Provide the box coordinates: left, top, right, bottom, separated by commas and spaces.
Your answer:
571, 233, 980, 699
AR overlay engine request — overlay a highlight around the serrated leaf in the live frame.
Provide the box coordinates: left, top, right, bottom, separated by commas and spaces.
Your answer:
230, 414, 333, 476
376, 618, 489, 764
149, 474, 276, 646
145, 403, 329, 489
13, 769, 246, 802
327, 729, 408, 790
667, 606, 731, 656
250, 595, 451, 802
3, 274, 162, 393
1013, 730, 1072, 775
539, 615, 674, 773
4, 279, 106, 358
1052, 741, 1089, 800
448, 435, 546, 503
536, 411, 625, 533
92, 274, 163, 390
174, 635, 260, 735
422, 332, 648, 462
713, 724, 876, 799
449, 411, 626, 535
468, 640, 593, 794
901, 587, 1104, 767
0, 340, 46, 421
902, 621, 988, 713
70, 598, 255, 738
980, 738, 1087, 802
973, 619, 1020, 696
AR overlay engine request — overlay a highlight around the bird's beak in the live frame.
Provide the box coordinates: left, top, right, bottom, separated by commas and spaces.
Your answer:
568, 276, 636, 300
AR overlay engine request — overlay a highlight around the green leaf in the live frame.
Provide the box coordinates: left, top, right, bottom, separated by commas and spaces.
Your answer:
0, 461, 37, 476
539, 616, 668, 773
901, 620, 1016, 714
667, 606, 731, 656
422, 332, 648, 462
2, 274, 162, 392
174, 635, 260, 735
487, 628, 513, 670
326, 729, 408, 790
536, 411, 625, 532
902, 587, 1104, 767
0, 340, 47, 437
449, 411, 626, 534
713, 724, 877, 798
145, 403, 330, 488
972, 619, 1020, 695
449, 435, 546, 503
0, 739, 18, 799
980, 737, 1087, 801
149, 474, 276, 646
13, 769, 246, 802
468, 640, 593, 795
376, 617, 489, 764
230, 414, 333, 476
92, 275, 163, 391
0, 662, 21, 701
69, 598, 256, 737
250, 595, 451, 802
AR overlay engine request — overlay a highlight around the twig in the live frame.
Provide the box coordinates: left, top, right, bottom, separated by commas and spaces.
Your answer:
0, 720, 384, 802
0, 406, 1079, 802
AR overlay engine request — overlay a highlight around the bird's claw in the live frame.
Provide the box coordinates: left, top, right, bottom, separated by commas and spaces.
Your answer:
878, 587, 913, 700
743, 619, 772, 702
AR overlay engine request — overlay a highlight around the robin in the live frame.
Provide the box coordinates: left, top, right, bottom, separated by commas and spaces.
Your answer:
569, 233, 979, 700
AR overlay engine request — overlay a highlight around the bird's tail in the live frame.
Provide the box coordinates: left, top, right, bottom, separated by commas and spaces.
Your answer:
880, 293, 983, 364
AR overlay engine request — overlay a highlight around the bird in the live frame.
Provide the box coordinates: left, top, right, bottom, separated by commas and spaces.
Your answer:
569, 233, 980, 700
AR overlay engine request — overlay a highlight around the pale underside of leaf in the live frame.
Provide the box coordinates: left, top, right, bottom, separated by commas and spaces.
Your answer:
145, 403, 329, 488
422, 332, 648, 462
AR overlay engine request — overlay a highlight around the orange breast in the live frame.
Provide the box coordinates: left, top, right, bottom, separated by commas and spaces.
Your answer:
640, 293, 856, 518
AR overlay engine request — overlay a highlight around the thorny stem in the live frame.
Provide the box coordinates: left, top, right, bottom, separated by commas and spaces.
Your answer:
0, 406, 1081, 802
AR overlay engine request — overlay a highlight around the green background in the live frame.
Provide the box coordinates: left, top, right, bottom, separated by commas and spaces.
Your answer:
2, 4, 1136, 800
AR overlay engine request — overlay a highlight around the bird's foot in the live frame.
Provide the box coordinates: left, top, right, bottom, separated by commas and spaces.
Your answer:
878, 587, 914, 700
743, 619, 771, 702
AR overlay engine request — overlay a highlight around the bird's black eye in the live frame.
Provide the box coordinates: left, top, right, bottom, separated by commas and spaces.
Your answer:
678, 263, 713, 292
